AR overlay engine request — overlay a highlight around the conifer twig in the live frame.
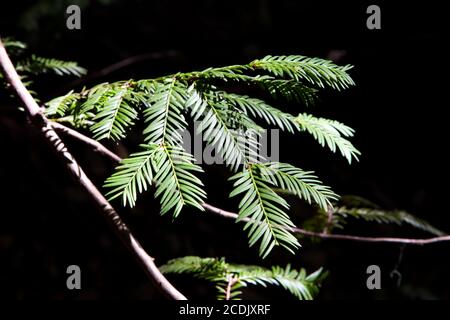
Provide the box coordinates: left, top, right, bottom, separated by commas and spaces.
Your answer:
47, 120, 450, 246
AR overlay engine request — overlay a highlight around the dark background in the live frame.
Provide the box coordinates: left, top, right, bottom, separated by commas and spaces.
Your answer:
0, 0, 449, 299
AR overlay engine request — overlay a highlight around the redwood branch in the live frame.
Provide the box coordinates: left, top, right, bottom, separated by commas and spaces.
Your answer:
48, 122, 450, 246
0, 39, 186, 300
30, 80, 450, 246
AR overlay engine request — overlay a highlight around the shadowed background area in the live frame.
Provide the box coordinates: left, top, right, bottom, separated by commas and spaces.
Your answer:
1, 0, 449, 299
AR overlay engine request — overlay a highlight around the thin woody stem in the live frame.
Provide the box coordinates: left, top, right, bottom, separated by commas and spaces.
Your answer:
225, 274, 239, 300
0, 39, 186, 300
50, 121, 122, 162
202, 203, 450, 245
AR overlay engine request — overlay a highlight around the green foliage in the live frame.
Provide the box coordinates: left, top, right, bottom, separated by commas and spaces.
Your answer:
16, 54, 86, 77
2, 38, 26, 51
2, 39, 86, 77
151, 145, 206, 217
45, 54, 359, 257
143, 78, 189, 146
45, 90, 80, 117
104, 143, 206, 217
90, 83, 140, 141
104, 146, 156, 207
258, 79, 319, 105
302, 195, 445, 236
230, 162, 337, 258
1, 38, 85, 99
188, 88, 262, 171
295, 113, 360, 163
258, 162, 338, 210
220, 92, 298, 133
160, 256, 327, 300
250, 55, 354, 90
229, 165, 300, 258
334, 206, 445, 236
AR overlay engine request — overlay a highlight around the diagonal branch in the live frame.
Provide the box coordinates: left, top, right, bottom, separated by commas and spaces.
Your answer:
48, 120, 450, 246
0, 39, 186, 300
50, 122, 122, 162
56, 50, 181, 96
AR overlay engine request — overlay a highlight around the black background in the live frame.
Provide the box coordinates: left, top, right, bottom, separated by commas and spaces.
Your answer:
1, 0, 449, 299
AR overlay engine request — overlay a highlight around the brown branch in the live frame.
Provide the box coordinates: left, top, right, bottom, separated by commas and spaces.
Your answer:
202, 203, 450, 245
90, 51, 180, 77
0, 39, 186, 300
56, 50, 181, 96
50, 122, 122, 163
225, 275, 239, 300
48, 122, 450, 246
